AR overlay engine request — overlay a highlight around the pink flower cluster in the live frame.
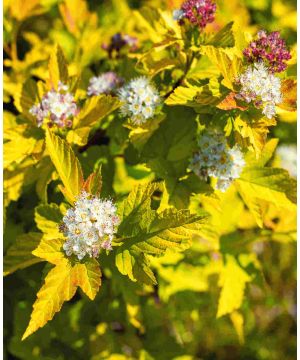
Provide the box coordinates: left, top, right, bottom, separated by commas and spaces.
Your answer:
87, 72, 123, 96
243, 30, 291, 73
29, 82, 78, 128
175, 0, 216, 29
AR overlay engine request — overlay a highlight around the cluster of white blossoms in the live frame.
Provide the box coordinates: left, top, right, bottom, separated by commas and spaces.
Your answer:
87, 72, 123, 96
276, 144, 297, 178
236, 62, 282, 119
60, 192, 119, 260
29, 81, 78, 127
190, 131, 245, 192
118, 77, 161, 125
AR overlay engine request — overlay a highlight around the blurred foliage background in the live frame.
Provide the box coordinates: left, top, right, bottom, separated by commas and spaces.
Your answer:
3, 0, 296, 359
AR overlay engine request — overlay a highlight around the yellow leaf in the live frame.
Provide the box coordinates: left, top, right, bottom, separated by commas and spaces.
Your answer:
230, 311, 245, 345
45, 129, 84, 204
58, 0, 90, 36
9, 0, 44, 21
48, 45, 69, 89
32, 238, 65, 265
4, 136, 38, 168
66, 127, 90, 146
278, 78, 297, 112
23, 258, 102, 339
217, 255, 251, 318
72, 259, 101, 300
200, 46, 243, 90
22, 260, 77, 340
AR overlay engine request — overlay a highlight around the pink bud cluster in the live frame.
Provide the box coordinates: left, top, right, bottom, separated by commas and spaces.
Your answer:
102, 33, 138, 58
29, 82, 78, 128
174, 0, 216, 29
243, 30, 291, 73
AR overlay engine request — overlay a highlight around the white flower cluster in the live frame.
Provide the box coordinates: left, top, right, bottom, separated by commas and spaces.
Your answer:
237, 62, 282, 119
190, 131, 245, 192
29, 81, 78, 127
173, 9, 185, 21
276, 144, 297, 178
60, 192, 119, 260
87, 72, 122, 96
118, 77, 161, 125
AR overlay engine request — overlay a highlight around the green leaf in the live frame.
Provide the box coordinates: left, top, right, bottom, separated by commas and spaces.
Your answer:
48, 44, 69, 89
217, 255, 251, 318
46, 129, 84, 204
128, 114, 165, 151
14, 79, 39, 121
141, 107, 197, 179
116, 249, 157, 285
34, 203, 63, 239
4, 233, 44, 276
117, 182, 162, 237
116, 183, 207, 284
35, 156, 54, 202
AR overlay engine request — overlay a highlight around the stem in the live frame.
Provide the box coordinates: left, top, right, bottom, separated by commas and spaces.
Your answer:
164, 51, 196, 99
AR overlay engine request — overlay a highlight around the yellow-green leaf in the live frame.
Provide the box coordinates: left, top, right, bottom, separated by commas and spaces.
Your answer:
200, 46, 242, 90
45, 130, 84, 204
217, 255, 251, 318
35, 203, 63, 239
73, 95, 121, 129
4, 233, 43, 276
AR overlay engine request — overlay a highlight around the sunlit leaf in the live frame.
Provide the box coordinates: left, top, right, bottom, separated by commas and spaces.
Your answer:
45, 129, 84, 203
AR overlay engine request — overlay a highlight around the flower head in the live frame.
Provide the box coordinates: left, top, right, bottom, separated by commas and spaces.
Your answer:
29, 82, 78, 127
87, 72, 123, 96
118, 77, 161, 125
174, 0, 216, 29
60, 191, 119, 260
243, 30, 291, 73
236, 62, 282, 119
276, 144, 297, 178
190, 131, 245, 192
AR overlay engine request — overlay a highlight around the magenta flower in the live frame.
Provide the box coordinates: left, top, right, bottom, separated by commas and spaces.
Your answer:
174, 0, 216, 30
243, 30, 291, 73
